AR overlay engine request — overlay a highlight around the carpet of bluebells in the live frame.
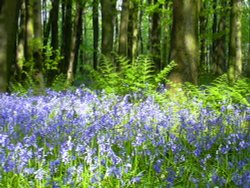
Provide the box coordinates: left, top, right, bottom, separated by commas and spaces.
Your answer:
0, 88, 249, 188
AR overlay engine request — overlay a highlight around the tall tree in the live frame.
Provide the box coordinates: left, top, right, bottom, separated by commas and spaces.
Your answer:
60, 0, 72, 74
169, 0, 200, 84
212, 0, 228, 76
150, 0, 162, 72
32, 0, 43, 73
67, 1, 85, 83
100, 0, 116, 59
47, 0, 60, 84
0, 0, 20, 92
199, 1, 208, 71
228, 0, 243, 82
128, 0, 139, 62
93, 0, 99, 70
118, 0, 129, 57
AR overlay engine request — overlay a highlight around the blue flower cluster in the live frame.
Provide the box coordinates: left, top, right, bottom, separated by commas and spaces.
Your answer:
0, 88, 249, 187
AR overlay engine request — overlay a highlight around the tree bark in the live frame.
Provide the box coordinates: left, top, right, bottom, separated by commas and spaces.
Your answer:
169, 0, 200, 85
150, 0, 161, 72
118, 0, 129, 57
60, 0, 72, 74
128, 1, 139, 63
47, 0, 59, 84
212, 0, 228, 76
0, 0, 20, 92
100, 0, 116, 59
228, 0, 242, 83
93, 0, 99, 70
67, 1, 84, 84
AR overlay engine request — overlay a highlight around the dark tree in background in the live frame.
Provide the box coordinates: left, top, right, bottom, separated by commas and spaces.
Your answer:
0, 0, 20, 92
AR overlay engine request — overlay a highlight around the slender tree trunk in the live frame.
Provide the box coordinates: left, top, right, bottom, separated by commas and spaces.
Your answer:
169, 0, 200, 85
67, 1, 84, 84
128, 1, 139, 62
161, 1, 171, 69
150, 0, 161, 72
228, 0, 242, 83
118, 0, 129, 57
199, 1, 208, 72
138, 0, 144, 54
60, 0, 72, 74
93, 0, 99, 70
16, 0, 26, 80
47, 0, 59, 85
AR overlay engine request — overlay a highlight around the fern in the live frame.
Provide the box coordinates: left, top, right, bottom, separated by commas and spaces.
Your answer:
86, 55, 176, 98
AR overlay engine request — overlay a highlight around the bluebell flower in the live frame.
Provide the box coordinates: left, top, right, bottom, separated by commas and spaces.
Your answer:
153, 159, 162, 173
131, 176, 141, 183
34, 168, 46, 180
106, 166, 122, 178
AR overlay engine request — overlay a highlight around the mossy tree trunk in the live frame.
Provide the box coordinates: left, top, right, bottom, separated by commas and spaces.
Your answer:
128, 0, 139, 63
212, 0, 228, 76
169, 0, 200, 85
228, 0, 242, 83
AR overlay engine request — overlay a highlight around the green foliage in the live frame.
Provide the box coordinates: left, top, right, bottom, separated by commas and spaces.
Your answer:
43, 45, 62, 72
183, 74, 250, 110
88, 55, 176, 96
10, 44, 63, 94
50, 74, 70, 91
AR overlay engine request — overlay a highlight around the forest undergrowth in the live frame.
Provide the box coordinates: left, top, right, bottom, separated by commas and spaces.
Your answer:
1, 57, 250, 187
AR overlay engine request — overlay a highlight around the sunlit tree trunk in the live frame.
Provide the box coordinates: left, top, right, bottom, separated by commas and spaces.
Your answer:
169, 0, 200, 84
128, 0, 139, 63
67, 1, 84, 84
228, 0, 242, 83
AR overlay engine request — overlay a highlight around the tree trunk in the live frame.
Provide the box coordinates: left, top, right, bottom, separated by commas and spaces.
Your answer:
93, 0, 99, 70
212, 0, 228, 76
0, 0, 20, 92
100, 0, 116, 59
32, 0, 43, 72
199, 1, 208, 72
150, 0, 161, 72
118, 0, 129, 57
128, 1, 139, 63
60, 0, 72, 74
67, 1, 84, 84
47, 0, 59, 84
161, 1, 171, 69
169, 0, 200, 85
228, 0, 242, 83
